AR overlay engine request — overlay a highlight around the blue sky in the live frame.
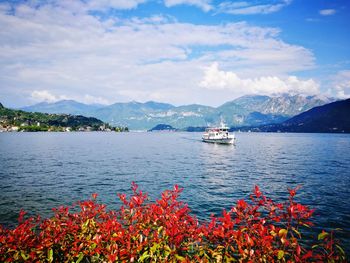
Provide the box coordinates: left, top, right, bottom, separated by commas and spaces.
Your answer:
0, 0, 349, 107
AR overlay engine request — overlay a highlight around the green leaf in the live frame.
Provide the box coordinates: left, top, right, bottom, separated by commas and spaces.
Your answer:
47, 249, 53, 263
277, 250, 284, 260
278, 228, 288, 237
270, 230, 277, 237
76, 253, 84, 263
175, 254, 186, 261
83, 219, 89, 229
318, 232, 329, 240
150, 243, 158, 253
336, 244, 345, 255
292, 227, 301, 238
164, 249, 170, 257
21, 251, 29, 260
138, 251, 150, 262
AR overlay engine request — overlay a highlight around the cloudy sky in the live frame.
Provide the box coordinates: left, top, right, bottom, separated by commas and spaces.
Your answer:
0, 0, 349, 107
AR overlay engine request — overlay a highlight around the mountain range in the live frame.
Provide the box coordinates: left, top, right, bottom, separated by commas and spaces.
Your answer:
252, 98, 350, 133
21, 94, 335, 130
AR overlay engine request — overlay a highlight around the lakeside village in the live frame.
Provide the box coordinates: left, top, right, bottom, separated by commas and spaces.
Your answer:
0, 122, 129, 132
0, 103, 128, 132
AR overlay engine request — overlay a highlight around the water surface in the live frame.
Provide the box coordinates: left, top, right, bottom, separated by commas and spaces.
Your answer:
0, 132, 349, 249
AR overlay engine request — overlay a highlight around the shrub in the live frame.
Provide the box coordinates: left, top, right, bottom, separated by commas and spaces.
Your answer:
0, 184, 346, 262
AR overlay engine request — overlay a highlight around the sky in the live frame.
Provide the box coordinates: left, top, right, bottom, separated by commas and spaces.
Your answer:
0, 0, 349, 107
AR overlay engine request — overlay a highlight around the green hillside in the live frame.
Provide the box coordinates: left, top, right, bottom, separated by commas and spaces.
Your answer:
0, 104, 106, 131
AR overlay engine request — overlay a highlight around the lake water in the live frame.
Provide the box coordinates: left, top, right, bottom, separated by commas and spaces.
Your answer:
1, 132, 349, 250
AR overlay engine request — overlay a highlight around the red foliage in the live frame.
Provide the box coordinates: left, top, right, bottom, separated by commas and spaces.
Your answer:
0, 184, 346, 262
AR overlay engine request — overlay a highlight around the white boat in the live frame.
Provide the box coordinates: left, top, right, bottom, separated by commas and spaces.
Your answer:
202, 125, 235, 144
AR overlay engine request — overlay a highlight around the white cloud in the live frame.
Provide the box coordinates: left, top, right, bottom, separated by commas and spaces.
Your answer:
0, 1, 317, 107
31, 90, 110, 105
330, 70, 350, 99
164, 0, 212, 12
164, 0, 292, 14
31, 90, 67, 103
217, 0, 292, 15
199, 62, 319, 96
87, 0, 147, 10
81, 95, 110, 105
319, 9, 336, 16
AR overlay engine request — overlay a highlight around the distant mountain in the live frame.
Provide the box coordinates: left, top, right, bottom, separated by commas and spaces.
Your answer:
231, 94, 335, 116
108, 103, 215, 130
20, 94, 335, 130
244, 112, 288, 126
143, 101, 174, 111
212, 94, 333, 127
256, 99, 350, 133
21, 100, 103, 116
148, 124, 177, 131
161, 104, 216, 129
91, 101, 178, 130
227, 95, 271, 112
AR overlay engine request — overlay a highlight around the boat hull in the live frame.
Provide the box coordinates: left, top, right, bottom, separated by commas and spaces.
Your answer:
202, 138, 235, 144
